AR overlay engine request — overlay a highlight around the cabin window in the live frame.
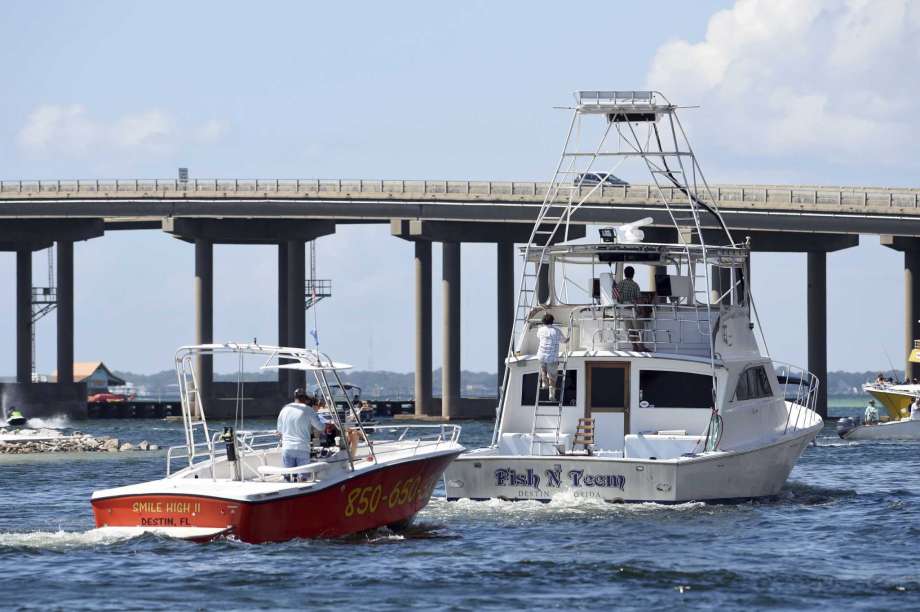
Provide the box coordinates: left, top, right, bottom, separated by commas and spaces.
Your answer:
733, 366, 773, 401
521, 371, 577, 406
639, 370, 713, 408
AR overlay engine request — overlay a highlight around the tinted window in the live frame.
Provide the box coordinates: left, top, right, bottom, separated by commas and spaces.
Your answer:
589, 366, 627, 410
733, 366, 773, 401
522, 371, 577, 406
639, 370, 713, 409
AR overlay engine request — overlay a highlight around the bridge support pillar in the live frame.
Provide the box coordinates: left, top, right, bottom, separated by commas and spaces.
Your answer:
414, 241, 434, 417
194, 239, 213, 408
904, 246, 920, 381
277, 244, 289, 397
497, 241, 514, 385
287, 240, 306, 393
57, 240, 74, 385
442, 241, 461, 419
807, 252, 828, 420
880, 236, 920, 380
16, 249, 32, 384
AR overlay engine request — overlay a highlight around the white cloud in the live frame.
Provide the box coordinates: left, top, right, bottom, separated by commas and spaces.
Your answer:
646, 0, 920, 169
16, 106, 228, 158
194, 118, 229, 143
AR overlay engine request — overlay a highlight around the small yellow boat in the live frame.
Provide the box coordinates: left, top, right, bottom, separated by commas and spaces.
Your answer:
862, 340, 920, 419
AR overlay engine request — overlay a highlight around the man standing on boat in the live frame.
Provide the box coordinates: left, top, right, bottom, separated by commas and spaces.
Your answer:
617, 266, 647, 351
277, 388, 326, 481
864, 399, 879, 425
537, 314, 568, 400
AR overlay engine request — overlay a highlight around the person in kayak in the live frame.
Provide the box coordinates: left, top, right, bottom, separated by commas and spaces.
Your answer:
277, 388, 326, 481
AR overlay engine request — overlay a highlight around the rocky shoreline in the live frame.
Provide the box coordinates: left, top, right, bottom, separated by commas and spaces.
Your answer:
0, 429, 160, 455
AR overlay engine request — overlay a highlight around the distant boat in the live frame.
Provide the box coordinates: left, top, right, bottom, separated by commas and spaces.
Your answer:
838, 416, 920, 441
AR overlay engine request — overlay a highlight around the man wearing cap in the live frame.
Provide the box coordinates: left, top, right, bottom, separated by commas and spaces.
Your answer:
277, 388, 326, 481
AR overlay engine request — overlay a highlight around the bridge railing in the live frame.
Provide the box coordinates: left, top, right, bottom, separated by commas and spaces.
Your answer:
1, 179, 918, 209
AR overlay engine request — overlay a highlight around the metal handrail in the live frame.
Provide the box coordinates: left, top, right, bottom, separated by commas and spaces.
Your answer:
773, 361, 820, 434
168, 425, 460, 481
1, 178, 918, 208
559, 303, 717, 356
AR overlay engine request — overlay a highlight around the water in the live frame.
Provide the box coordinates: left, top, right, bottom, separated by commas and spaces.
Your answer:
2, 401, 919, 611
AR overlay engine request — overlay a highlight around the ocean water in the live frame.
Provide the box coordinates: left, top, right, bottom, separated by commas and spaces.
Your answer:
2, 402, 919, 611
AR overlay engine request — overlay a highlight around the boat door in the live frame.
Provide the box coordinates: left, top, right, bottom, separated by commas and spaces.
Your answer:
586, 362, 629, 452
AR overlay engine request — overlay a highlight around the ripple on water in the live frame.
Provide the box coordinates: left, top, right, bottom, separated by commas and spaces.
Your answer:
1, 419, 920, 611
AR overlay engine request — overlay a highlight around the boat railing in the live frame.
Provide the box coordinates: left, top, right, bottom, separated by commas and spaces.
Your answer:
360, 424, 462, 460
546, 304, 719, 357
166, 441, 216, 477
773, 361, 820, 433
168, 425, 459, 478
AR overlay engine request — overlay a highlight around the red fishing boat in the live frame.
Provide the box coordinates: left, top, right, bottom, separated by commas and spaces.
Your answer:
91, 343, 463, 543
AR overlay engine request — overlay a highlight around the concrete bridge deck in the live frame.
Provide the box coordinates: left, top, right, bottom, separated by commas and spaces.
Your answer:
3, 177, 920, 422
2, 178, 920, 235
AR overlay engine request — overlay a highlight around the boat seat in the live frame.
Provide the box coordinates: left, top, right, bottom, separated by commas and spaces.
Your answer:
257, 461, 328, 482
624, 433, 705, 460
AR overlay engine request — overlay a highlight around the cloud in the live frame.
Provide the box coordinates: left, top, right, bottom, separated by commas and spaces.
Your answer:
17, 105, 228, 157
646, 0, 920, 168
193, 119, 229, 143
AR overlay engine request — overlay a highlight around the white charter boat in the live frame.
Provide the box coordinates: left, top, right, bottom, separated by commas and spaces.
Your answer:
444, 90, 823, 503
92, 343, 463, 542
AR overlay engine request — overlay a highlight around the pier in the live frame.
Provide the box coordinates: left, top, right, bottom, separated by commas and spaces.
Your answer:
3, 178, 920, 420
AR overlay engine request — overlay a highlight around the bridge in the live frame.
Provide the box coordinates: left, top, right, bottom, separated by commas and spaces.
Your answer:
3, 177, 920, 420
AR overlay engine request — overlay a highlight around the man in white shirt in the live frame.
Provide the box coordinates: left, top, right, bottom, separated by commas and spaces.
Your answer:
536, 314, 569, 400
864, 400, 879, 425
910, 398, 920, 421
277, 388, 326, 481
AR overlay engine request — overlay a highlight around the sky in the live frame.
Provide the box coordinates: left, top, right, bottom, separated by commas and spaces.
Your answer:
0, 0, 918, 376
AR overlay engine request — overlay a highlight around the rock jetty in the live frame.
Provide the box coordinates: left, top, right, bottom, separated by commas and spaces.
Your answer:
0, 428, 160, 455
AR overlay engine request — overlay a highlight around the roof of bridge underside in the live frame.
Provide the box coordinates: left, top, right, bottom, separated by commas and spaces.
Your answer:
0, 219, 103, 251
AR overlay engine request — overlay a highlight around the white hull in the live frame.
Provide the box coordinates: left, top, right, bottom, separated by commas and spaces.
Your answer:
843, 419, 920, 441
444, 426, 818, 503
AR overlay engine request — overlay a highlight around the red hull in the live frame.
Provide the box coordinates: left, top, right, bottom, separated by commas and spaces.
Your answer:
93, 453, 458, 543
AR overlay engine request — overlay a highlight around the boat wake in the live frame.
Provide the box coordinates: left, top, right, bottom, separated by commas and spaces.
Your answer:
0, 528, 136, 550
25, 416, 71, 430
428, 493, 710, 519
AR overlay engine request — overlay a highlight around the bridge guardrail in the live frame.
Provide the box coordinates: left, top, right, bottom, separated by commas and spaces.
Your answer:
1, 178, 918, 209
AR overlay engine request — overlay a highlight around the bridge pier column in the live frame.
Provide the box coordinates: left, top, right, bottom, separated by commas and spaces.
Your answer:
16, 249, 32, 384
904, 246, 920, 381
56, 240, 74, 385
277, 243, 289, 397
286, 240, 306, 393
807, 252, 828, 420
194, 239, 213, 408
497, 240, 514, 385
442, 241, 461, 419
414, 241, 433, 417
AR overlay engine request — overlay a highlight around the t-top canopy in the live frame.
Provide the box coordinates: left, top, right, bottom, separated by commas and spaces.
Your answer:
175, 343, 353, 372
